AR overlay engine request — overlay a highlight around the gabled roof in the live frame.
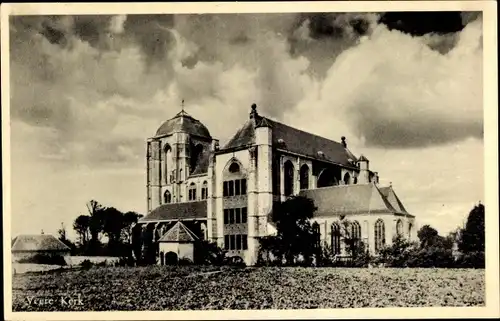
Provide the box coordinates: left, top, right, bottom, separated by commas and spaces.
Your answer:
298, 183, 411, 217
11, 234, 71, 252
158, 221, 199, 243
378, 186, 409, 214
139, 201, 207, 222
221, 114, 355, 167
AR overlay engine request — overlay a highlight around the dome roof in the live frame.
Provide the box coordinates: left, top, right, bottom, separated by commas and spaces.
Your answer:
155, 110, 211, 138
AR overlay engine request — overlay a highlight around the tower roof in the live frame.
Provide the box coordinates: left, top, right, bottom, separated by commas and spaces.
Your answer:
155, 110, 211, 139
358, 155, 369, 162
158, 221, 199, 243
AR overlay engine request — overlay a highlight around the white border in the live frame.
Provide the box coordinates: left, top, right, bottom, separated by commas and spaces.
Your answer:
2, 2, 498, 320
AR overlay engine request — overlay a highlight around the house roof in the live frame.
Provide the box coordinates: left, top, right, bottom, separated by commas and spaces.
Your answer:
139, 201, 207, 222
155, 110, 211, 139
298, 183, 411, 217
378, 186, 409, 214
11, 234, 71, 252
158, 221, 199, 243
221, 113, 356, 167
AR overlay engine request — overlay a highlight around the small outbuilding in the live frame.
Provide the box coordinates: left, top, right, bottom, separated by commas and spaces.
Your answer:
11, 234, 71, 263
158, 221, 199, 265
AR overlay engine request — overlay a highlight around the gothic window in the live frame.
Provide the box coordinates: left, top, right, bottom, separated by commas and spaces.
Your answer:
408, 222, 413, 239
343, 172, 351, 185
164, 190, 172, 204
353, 176, 358, 184
312, 222, 321, 249
201, 181, 208, 200
374, 219, 386, 253
164, 144, 172, 184
190, 143, 204, 174
351, 220, 361, 247
300, 164, 310, 190
396, 219, 403, 236
229, 162, 240, 173
188, 183, 197, 201
284, 160, 294, 196
331, 223, 341, 255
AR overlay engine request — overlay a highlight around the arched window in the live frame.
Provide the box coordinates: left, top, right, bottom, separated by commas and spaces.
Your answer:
317, 168, 339, 188
284, 160, 294, 196
343, 172, 351, 185
331, 223, 341, 255
164, 190, 172, 204
299, 164, 309, 190
228, 162, 240, 174
374, 219, 386, 253
164, 144, 172, 184
351, 221, 361, 247
396, 219, 403, 236
408, 222, 413, 239
190, 143, 204, 174
312, 222, 321, 249
353, 176, 358, 184
200, 223, 207, 240
188, 183, 197, 201
201, 181, 208, 200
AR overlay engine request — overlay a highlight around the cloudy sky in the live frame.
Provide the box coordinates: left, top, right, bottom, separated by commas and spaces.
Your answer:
8, 11, 484, 240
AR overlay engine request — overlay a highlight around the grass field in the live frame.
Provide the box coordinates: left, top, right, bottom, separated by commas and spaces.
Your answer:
12, 266, 485, 311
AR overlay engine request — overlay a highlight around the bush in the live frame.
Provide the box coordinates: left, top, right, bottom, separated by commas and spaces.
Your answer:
456, 251, 485, 268
179, 258, 193, 266
80, 259, 93, 270
18, 253, 67, 266
223, 256, 246, 268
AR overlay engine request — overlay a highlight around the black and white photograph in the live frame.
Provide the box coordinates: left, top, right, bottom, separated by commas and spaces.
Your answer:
2, 1, 498, 319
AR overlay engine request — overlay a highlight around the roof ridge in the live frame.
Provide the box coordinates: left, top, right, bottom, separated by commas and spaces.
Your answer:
264, 117, 343, 147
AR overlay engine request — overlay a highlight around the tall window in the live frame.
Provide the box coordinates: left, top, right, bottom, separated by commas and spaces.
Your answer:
164, 190, 171, 204
164, 144, 172, 184
190, 143, 204, 174
351, 220, 361, 248
284, 160, 294, 196
331, 223, 341, 255
343, 172, 351, 185
223, 179, 247, 197
396, 219, 403, 236
312, 222, 321, 249
201, 181, 208, 200
300, 164, 309, 190
408, 222, 413, 239
188, 183, 197, 201
374, 219, 386, 253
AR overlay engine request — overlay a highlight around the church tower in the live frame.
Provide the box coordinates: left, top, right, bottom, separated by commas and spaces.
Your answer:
146, 102, 213, 212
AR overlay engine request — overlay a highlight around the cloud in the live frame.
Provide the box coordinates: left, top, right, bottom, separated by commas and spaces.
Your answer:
9, 12, 483, 172
286, 14, 483, 149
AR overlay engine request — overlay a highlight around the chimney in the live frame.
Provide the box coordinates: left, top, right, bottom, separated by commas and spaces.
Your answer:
341, 136, 347, 148
250, 103, 258, 119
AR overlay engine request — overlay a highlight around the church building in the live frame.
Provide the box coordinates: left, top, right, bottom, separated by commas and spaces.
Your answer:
137, 103, 416, 266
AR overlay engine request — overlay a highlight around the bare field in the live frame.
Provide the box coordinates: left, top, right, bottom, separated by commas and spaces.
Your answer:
12, 266, 485, 311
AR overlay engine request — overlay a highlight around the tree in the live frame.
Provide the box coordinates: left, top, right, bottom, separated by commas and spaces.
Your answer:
459, 203, 485, 253
73, 215, 90, 246
417, 224, 439, 248
57, 222, 76, 254
271, 196, 318, 265
122, 211, 143, 243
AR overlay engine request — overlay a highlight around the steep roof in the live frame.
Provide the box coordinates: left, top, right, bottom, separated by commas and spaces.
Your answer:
298, 183, 411, 217
155, 110, 211, 139
11, 234, 71, 252
221, 114, 355, 167
378, 186, 409, 214
139, 201, 207, 222
158, 221, 199, 243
